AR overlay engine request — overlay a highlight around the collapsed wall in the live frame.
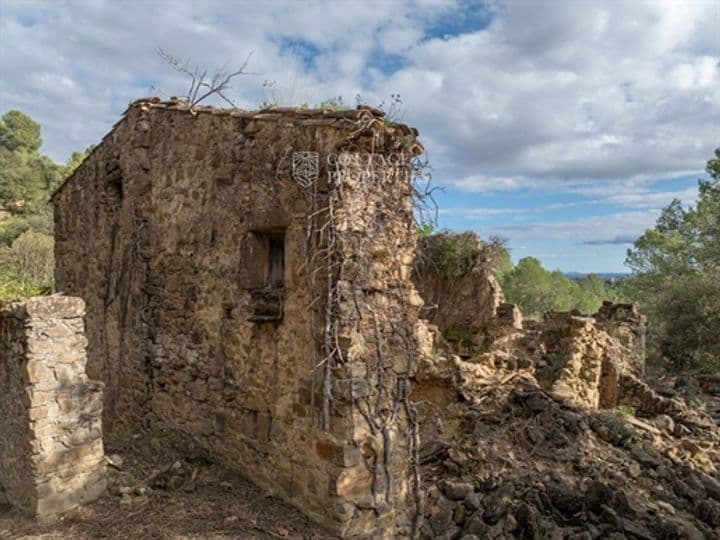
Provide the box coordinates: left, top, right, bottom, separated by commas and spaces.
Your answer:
409, 237, 718, 535
412, 232, 648, 412
412, 232, 515, 357
408, 242, 718, 537
594, 301, 646, 373
0, 295, 106, 520
536, 311, 625, 409
533, 303, 648, 410
52, 100, 428, 537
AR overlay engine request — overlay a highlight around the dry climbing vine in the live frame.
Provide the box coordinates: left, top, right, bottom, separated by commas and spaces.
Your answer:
290, 111, 433, 537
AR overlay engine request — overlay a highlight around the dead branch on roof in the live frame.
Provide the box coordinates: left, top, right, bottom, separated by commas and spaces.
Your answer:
156, 48, 254, 108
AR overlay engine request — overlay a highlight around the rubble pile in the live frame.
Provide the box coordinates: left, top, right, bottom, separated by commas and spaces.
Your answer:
413, 309, 720, 539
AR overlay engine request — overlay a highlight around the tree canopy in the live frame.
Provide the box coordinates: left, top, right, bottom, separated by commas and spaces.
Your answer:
624, 148, 720, 374
0, 110, 42, 152
0, 109, 91, 303
501, 256, 617, 317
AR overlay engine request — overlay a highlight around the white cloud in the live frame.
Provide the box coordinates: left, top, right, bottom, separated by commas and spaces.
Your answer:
439, 207, 518, 218
440, 201, 580, 219
592, 187, 700, 209
0, 0, 450, 159
483, 210, 660, 244
453, 175, 534, 192
376, 0, 719, 186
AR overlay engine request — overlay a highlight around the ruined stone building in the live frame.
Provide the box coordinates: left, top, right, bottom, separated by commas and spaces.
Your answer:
50, 98, 429, 537
412, 233, 647, 412
2, 98, 653, 537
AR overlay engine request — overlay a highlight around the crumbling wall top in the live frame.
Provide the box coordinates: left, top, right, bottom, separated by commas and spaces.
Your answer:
50, 97, 424, 203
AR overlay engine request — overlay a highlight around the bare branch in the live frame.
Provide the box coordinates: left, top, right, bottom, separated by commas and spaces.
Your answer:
156, 48, 254, 108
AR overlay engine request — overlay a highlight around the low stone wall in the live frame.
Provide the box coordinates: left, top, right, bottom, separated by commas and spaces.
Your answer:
0, 295, 106, 520
537, 305, 647, 410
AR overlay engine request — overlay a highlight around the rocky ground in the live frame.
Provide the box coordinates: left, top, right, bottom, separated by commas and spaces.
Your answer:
415, 356, 720, 539
3, 334, 719, 539
3, 372, 718, 539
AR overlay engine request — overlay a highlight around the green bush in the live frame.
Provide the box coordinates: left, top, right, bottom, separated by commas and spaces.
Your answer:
420, 231, 480, 278
0, 210, 52, 246
614, 405, 636, 417
0, 276, 51, 303
416, 231, 510, 279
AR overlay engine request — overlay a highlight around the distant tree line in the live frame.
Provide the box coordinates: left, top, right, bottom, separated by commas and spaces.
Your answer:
499, 256, 621, 317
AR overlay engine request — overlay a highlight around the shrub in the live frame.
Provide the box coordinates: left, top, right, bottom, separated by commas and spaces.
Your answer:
0, 210, 52, 246
0, 230, 54, 302
0, 276, 50, 303
416, 231, 484, 279
599, 411, 639, 448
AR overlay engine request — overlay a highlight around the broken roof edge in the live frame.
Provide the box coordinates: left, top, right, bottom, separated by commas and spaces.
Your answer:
50, 97, 422, 202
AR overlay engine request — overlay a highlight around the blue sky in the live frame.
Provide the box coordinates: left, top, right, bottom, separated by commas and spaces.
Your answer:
1, 0, 718, 272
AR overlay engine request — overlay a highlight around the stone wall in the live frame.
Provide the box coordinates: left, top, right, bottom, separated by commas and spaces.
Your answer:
536, 304, 647, 410
53, 100, 427, 537
0, 295, 106, 520
537, 312, 620, 409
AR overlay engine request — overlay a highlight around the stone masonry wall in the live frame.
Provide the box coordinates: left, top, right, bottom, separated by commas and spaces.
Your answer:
537, 305, 646, 410
53, 101, 426, 537
0, 295, 106, 520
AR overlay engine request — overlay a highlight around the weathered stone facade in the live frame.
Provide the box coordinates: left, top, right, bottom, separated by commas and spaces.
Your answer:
0, 295, 106, 520
52, 99, 428, 537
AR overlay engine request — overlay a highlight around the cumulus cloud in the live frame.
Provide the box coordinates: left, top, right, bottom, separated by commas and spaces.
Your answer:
377, 0, 719, 186
2, 0, 715, 175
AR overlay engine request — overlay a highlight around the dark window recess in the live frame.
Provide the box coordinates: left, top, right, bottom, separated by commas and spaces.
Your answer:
104, 158, 123, 204
248, 230, 285, 323
250, 288, 284, 323
266, 233, 285, 287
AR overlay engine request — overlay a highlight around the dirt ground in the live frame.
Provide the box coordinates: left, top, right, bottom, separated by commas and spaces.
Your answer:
0, 432, 338, 540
